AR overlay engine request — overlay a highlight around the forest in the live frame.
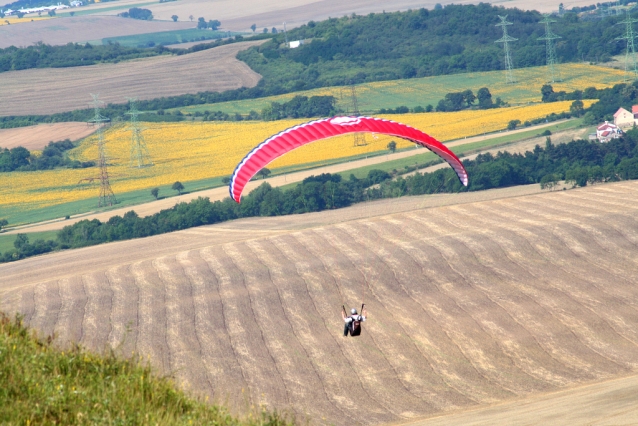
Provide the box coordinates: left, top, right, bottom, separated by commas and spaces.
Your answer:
2, 130, 637, 262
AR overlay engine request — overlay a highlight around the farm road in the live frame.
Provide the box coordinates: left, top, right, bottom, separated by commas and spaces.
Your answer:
5, 120, 570, 235
1, 181, 638, 424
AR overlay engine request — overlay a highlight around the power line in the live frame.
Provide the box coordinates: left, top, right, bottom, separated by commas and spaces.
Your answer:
80, 94, 117, 207
349, 84, 366, 147
616, 9, 638, 82
538, 14, 562, 83
495, 15, 518, 84
126, 98, 153, 168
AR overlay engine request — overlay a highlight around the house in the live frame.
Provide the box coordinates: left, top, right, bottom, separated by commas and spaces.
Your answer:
613, 105, 638, 128
596, 121, 623, 142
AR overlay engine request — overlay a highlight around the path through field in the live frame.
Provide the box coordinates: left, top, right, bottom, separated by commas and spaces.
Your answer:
1, 180, 638, 424
0, 40, 264, 116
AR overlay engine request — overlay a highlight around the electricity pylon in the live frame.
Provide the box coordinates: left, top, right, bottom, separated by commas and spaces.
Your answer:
126, 98, 153, 168
80, 94, 117, 207
495, 15, 517, 84
616, 10, 638, 82
349, 84, 366, 147
538, 14, 562, 83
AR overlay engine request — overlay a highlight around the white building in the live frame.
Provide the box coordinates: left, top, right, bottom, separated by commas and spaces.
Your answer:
596, 121, 623, 143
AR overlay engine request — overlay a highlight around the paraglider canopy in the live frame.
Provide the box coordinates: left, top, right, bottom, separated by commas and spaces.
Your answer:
229, 116, 468, 203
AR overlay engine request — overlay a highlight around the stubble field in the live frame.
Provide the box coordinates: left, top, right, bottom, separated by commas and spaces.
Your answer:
0, 40, 264, 117
1, 180, 637, 424
0, 122, 97, 150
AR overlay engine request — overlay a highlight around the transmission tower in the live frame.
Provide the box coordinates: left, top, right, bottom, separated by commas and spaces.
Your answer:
616, 10, 638, 82
349, 84, 366, 146
538, 14, 562, 83
80, 94, 117, 207
126, 98, 153, 168
495, 15, 517, 84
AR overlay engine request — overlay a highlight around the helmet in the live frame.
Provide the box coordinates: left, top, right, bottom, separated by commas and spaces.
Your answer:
351, 308, 357, 315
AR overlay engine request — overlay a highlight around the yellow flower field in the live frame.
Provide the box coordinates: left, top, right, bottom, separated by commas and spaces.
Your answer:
0, 15, 52, 25
0, 100, 593, 212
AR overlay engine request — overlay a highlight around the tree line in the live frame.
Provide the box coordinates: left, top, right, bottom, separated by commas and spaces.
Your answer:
0, 139, 93, 172
2, 130, 638, 262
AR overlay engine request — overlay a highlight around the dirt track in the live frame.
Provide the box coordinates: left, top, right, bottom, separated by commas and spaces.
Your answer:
0, 40, 264, 117
1, 180, 638, 424
0, 122, 97, 150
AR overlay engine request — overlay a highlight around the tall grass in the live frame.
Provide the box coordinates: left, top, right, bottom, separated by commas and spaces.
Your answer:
0, 313, 296, 425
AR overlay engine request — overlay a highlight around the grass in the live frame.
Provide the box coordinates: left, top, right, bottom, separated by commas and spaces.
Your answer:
171, 63, 625, 116
0, 231, 58, 253
0, 312, 296, 425
100, 29, 241, 47
55, 2, 158, 18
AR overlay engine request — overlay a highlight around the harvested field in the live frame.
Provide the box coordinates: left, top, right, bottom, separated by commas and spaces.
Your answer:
2, 181, 638, 424
0, 16, 194, 48
0, 122, 97, 150
83, 0, 607, 31
0, 40, 264, 117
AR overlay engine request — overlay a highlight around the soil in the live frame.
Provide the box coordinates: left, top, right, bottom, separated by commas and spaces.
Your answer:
0, 122, 97, 150
0, 15, 195, 48
1, 180, 637, 424
0, 40, 265, 117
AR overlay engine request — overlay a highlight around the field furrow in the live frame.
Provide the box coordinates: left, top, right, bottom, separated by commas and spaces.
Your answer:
1, 181, 638, 425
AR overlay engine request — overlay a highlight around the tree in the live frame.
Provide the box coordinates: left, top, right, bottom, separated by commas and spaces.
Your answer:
0, 11, 4, 18
540, 173, 559, 191
47, 9, 56, 16
69, 11, 75, 16
477, 87, 493, 109
172, 181, 185, 195
208, 19, 221, 30
271, 27, 277, 34
541, 84, 555, 102
16, 11, 24, 18
507, 119, 521, 130
250, 23, 256, 32
263, 27, 268, 33
171, 15, 178, 22
189, 14, 193, 21
151, 187, 159, 199
570, 100, 585, 117
258, 167, 271, 179
0, 219, 8, 232
387, 141, 397, 153
13, 233, 28, 250
197, 17, 207, 29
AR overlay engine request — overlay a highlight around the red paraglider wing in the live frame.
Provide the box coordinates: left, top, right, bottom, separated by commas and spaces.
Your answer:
229, 116, 468, 203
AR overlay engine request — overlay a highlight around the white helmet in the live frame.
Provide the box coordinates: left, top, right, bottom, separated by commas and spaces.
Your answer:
351, 308, 357, 315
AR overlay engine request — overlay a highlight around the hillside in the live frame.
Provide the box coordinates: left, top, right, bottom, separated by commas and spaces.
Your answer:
1, 180, 637, 424
0, 122, 97, 150
0, 40, 264, 117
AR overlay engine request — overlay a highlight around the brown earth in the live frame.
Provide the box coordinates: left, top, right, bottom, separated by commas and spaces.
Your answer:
0, 40, 264, 117
0, 16, 194, 48
1, 180, 638, 424
399, 372, 638, 425
0, 122, 97, 150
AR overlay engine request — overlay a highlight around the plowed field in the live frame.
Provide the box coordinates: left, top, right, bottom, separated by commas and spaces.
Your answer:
1, 181, 638, 424
0, 122, 97, 150
0, 40, 264, 117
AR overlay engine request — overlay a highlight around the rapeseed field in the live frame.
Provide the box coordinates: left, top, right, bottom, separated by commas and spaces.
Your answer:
0, 100, 592, 213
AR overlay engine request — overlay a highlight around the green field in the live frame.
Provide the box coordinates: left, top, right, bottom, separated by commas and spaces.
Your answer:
0, 231, 58, 253
100, 29, 241, 47
55, 2, 157, 18
172, 63, 625, 116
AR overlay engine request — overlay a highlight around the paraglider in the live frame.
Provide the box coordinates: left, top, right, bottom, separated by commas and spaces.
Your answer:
229, 116, 469, 203
342, 305, 367, 337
